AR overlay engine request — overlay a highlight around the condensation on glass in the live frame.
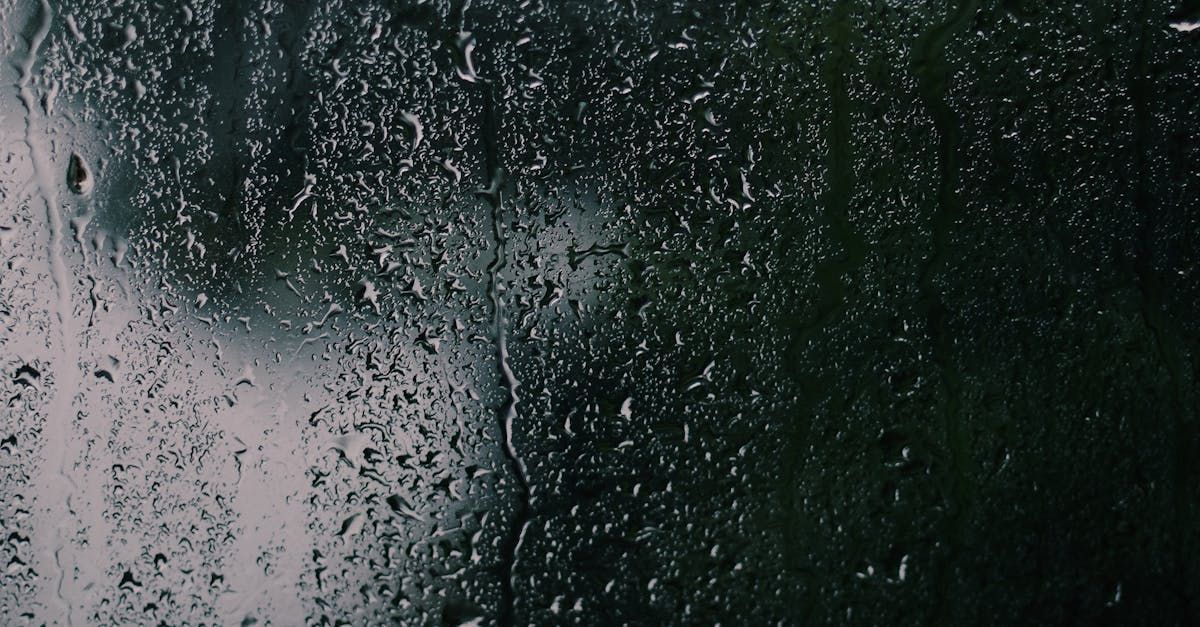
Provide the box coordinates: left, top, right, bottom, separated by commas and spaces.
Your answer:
1, 0, 1197, 625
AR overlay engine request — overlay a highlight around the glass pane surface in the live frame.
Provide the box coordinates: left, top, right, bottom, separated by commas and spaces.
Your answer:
0, 1, 1197, 624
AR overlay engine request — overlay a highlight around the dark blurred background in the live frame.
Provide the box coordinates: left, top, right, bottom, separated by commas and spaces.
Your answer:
0, 0, 1196, 624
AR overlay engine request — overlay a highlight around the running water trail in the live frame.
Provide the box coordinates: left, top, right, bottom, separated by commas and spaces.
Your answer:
478, 81, 531, 626
16, 0, 81, 623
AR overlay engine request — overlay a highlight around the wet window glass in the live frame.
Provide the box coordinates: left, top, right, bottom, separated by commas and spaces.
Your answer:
1, 0, 1198, 624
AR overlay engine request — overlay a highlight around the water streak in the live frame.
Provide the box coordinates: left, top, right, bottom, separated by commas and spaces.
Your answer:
16, 0, 81, 623
479, 81, 532, 626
